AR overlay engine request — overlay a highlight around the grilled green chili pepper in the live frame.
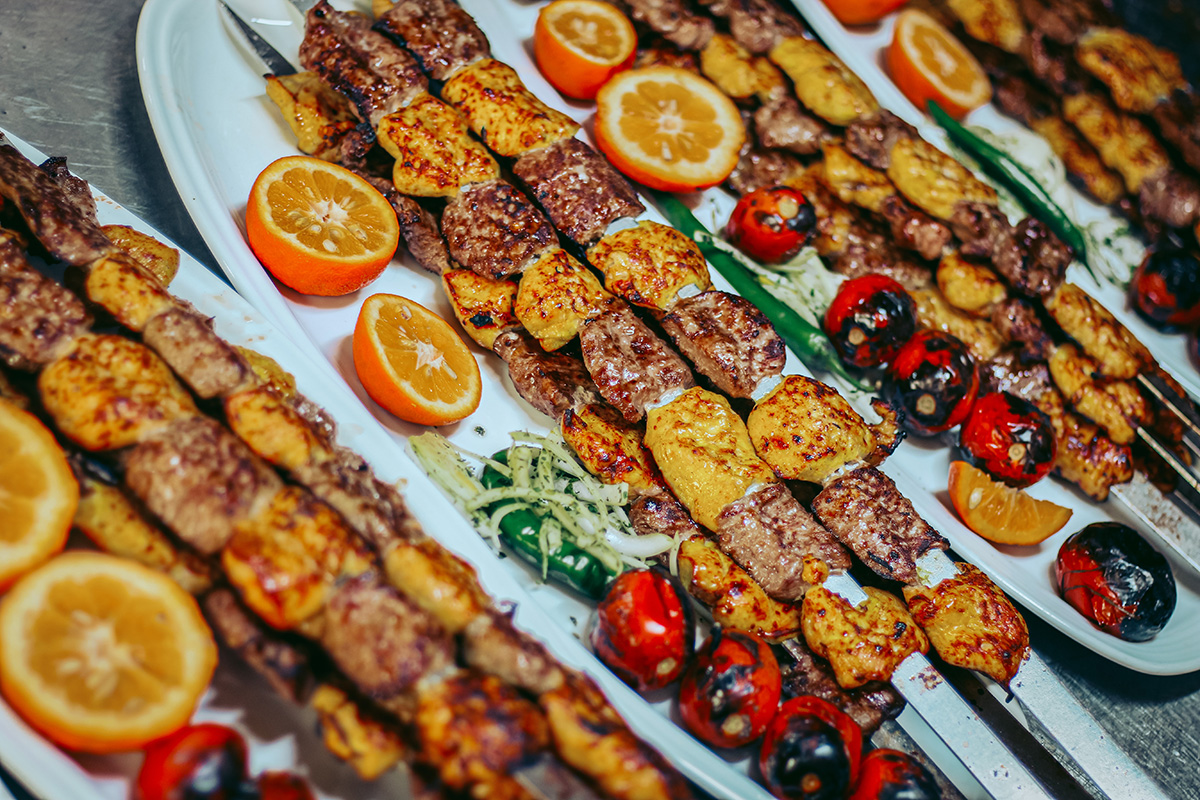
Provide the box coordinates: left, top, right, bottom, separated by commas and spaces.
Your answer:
649, 189, 871, 390
927, 100, 1093, 277
480, 452, 616, 599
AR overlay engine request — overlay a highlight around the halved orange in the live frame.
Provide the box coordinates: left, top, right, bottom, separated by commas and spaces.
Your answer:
595, 66, 746, 192
886, 9, 992, 119
948, 461, 1072, 545
0, 552, 217, 753
824, 0, 909, 26
352, 293, 482, 426
534, 0, 637, 100
245, 156, 400, 296
0, 398, 77, 591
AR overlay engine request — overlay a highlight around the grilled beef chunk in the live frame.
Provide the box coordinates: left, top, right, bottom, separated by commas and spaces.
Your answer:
615, 0, 715, 50
204, 589, 314, 703
493, 331, 600, 421
845, 111, 917, 171
781, 637, 904, 735
0, 236, 91, 369
992, 217, 1072, 297
830, 229, 933, 291
948, 200, 1011, 259
440, 180, 555, 280
700, 0, 805, 53
981, 349, 1055, 401
1138, 169, 1200, 229
125, 417, 284, 555
727, 143, 803, 196
630, 490, 703, 539
716, 483, 852, 601
991, 297, 1053, 361
462, 611, 566, 695
754, 95, 828, 155
878, 195, 952, 261
142, 306, 250, 399
512, 138, 645, 247
1152, 91, 1200, 174
363, 176, 453, 275
1025, 31, 1088, 96
373, 0, 491, 81
1019, 0, 1113, 46
661, 290, 787, 398
38, 157, 99, 225
322, 576, 455, 702
811, 466, 948, 584
300, 1, 426, 127
579, 304, 695, 422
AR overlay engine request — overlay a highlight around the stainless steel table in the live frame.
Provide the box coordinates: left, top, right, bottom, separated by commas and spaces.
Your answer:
3, 0, 1200, 797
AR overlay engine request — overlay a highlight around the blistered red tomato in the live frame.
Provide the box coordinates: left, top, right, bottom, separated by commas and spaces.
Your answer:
1131, 247, 1200, 330
679, 629, 782, 748
824, 275, 917, 368
759, 697, 863, 799
727, 186, 817, 263
591, 568, 694, 691
849, 749, 939, 800
959, 391, 1056, 487
137, 723, 248, 800
1055, 522, 1177, 642
885, 330, 978, 436
256, 772, 316, 800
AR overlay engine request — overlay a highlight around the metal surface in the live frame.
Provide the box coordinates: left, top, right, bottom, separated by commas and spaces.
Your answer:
1113, 472, 1200, 576
219, 1, 298, 75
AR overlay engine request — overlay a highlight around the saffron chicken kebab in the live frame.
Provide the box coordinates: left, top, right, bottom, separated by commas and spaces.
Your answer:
0, 139, 692, 800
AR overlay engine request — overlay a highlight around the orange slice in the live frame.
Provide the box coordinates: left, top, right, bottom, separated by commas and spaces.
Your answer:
595, 66, 746, 192
886, 9, 992, 119
352, 293, 482, 426
0, 399, 76, 591
824, 0, 909, 26
948, 461, 1072, 545
534, 0, 637, 100
245, 156, 400, 296
0, 552, 217, 753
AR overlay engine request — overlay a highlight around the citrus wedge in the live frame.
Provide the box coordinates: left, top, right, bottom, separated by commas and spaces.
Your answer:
823, 0, 909, 26
0, 398, 77, 590
887, 9, 992, 119
948, 461, 1072, 545
0, 552, 217, 753
245, 156, 399, 296
534, 0, 637, 99
595, 66, 746, 192
352, 293, 482, 426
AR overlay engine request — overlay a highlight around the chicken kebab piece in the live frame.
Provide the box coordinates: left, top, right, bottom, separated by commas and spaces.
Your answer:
0, 146, 692, 800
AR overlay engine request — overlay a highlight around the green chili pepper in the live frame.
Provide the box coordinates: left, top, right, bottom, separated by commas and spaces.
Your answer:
648, 189, 871, 390
927, 100, 1095, 281
479, 452, 616, 599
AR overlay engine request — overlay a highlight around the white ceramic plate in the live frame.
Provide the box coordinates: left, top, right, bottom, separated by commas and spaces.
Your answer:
0, 131, 778, 800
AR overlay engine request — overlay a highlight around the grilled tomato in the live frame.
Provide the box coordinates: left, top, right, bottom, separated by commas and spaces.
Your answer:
679, 629, 781, 748
848, 749, 939, 800
885, 330, 978, 436
1131, 247, 1200, 330
726, 186, 817, 263
590, 568, 694, 691
137, 723, 248, 800
959, 391, 1056, 487
824, 274, 917, 368
759, 697, 862, 799
1055, 522, 1177, 642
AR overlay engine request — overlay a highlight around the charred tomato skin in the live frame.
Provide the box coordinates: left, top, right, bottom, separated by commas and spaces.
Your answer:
727, 186, 818, 263
885, 330, 979, 436
678, 628, 782, 748
959, 391, 1057, 487
824, 275, 918, 368
1055, 522, 1177, 642
136, 723, 249, 800
590, 568, 695, 692
1131, 247, 1200, 330
848, 749, 939, 800
759, 697, 862, 799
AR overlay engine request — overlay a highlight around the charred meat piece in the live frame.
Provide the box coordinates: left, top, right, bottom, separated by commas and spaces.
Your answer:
38, 157, 99, 225
990, 297, 1053, 361
780, 636, 903, 735
512, 138, 644, 247
844, 110, 917, 171
629, 489, 702, 540
1018, 0, 1113, 45
0, 235, 91, 370
811, 466, 949, 584
1026, 31, 1089, 96
702, 0, 805, 54
948, 200, 1011, 259
562, 403, 666, 496
617, 0, 715, 50
142, 306, 251, 399
878, 195, 952, 261
1048, 344, 1149, 444
440, 180, 555, 280
309, 684, 411, 780
204, 588, 315, 704
322, 575, 455, 703
1043, 282, 1145, 379
124, 416, 283, 555
716, 482, 851, 601
0, 139, 113, 266
1151, 90, 1200, 175
266, 71, 360, 163
1137, 169, 1200, 229
660, 290, 785, 399
579, 303, 695, 422
727, 142, 804, 196
754, 95, 828, 155
374, 0, 491, 81
492, 331, 600, 421
991, 217, 1072, 298
461, 611, 566, 696
802, 585, 929, 688
362, 176, 453, 275
830, 230, 934, 291
1060, 92, 1170, 196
